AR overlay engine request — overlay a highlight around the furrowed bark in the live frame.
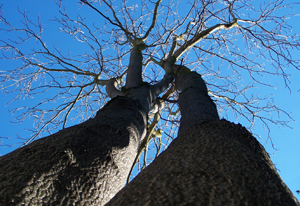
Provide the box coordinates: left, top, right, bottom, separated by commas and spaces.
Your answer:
107, 71, 299, 206
0, 97, 147, 206
0, 40, 173, 205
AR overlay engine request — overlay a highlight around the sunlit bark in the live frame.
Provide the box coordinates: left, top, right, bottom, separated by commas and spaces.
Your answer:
0, 0, 299, 204
0, 97, 147, 205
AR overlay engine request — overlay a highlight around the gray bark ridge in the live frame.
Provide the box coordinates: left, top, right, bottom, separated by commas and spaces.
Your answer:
106, 70, 299, 205
0, 96, 147, 206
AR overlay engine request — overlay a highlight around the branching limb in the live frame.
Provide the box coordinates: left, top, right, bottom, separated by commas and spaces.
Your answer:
125, 46, 144, 89
19, 82, 98, 146
126, 84, 176, 183
106, 77, 124, 98
173, 18, 239, 59
140, 0, 162, 41
79, 0, 134, 39
151, 73, 174, 97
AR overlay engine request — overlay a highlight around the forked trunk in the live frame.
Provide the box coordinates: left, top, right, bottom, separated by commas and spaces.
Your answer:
107, 71, 299, 205
0, 42, 173, 205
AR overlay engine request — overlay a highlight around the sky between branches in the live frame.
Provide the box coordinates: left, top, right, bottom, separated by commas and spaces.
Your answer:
0, 0, 299, 198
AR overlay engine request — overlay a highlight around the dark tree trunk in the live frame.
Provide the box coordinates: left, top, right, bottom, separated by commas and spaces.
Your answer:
0, 36, 174, 205
107, 71, 299, 205
0, 97, 147, 206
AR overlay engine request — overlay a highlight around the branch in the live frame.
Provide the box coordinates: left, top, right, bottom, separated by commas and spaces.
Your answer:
102, 0, 134, 39
79, 0, 133, 38
125, 47, 143, 89
126, 84, 176, 183
106, 78, 124, 98
173, 18, 239, 59
141, 0, 162, 41
151, 73, 174, 97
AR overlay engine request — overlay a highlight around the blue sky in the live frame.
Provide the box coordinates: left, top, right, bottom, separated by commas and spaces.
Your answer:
0, 0, 299, 199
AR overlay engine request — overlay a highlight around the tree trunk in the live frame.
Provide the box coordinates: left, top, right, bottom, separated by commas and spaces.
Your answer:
107, 71, 299, 205
0, 96, 147, 206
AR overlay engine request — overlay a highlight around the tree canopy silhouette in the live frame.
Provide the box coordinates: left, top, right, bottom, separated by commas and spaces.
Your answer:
0, 0, 299, 197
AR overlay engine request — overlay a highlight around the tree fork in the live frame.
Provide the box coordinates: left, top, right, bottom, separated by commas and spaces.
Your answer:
107, 71, 299, 205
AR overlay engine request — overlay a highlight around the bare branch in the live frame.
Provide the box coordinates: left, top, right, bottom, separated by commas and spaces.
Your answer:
79, 0, 134, 38
141, 0, 162, 41
173, 18, 239, 59
1, 0, 299, 182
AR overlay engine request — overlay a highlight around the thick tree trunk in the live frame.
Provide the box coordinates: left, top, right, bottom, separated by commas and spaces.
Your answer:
175, 71, 219, 134
107, 71, 299, 205
0, 96, 147, 206
0, 40, 172, 205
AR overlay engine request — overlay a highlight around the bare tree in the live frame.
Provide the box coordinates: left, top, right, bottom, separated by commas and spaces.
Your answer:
0, 0, 299, 204
107, 65, 299, 205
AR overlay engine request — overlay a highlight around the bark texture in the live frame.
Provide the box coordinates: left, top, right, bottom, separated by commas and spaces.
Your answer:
175, 71, 219, 135
0, 97, 147, 206
107, 71, 299, 205
107, 120, 299, 205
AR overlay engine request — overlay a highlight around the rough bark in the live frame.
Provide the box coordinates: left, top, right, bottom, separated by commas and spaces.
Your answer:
107, 120, 299, 206
0, 40, 173, 205
107, 71, 299, 205
0, 96, 147, 206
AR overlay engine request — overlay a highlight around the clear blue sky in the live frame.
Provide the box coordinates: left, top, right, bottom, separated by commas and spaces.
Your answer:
0, 0, 299, 199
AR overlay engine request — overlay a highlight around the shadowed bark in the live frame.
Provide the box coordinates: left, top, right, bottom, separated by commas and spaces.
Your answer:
106, 70, 299, 206
125, 47, 144, 89
107, 120, 299, 205
0, 42, 173, 205
1, 1, 299, 205
0, 97, 147, 206
175, 68, 219, 135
